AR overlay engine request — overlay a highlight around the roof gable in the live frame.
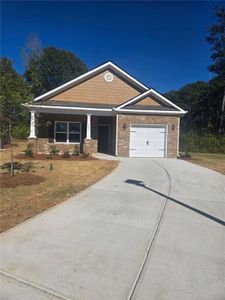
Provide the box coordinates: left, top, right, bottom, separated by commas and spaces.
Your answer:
115, 89, 186, 113
127, 95, 161, 108
48, 69, 142, 106
34, 61, 148, 102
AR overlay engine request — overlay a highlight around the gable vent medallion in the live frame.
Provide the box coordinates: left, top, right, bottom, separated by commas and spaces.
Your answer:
104, 72, 113, 82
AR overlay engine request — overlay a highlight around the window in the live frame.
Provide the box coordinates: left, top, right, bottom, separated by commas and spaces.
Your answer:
55, 121, 81, 143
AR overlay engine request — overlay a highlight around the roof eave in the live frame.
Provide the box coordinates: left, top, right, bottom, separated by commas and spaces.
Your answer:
33, 61, 149, 102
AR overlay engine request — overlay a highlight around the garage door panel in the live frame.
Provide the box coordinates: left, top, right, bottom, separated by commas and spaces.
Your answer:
130, 125, 167, 158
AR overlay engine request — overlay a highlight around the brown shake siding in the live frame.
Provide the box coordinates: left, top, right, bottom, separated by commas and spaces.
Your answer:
51, 70, 142, 105
132, 96, 161, 107
117, 114, 179, 158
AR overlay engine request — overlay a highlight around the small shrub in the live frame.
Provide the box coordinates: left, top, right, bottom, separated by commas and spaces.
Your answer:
49, 145, 59, 156
62, 150, 70, 158
72, 145, 80, 156
24, 143, 33, 157
1, 162, 33, 172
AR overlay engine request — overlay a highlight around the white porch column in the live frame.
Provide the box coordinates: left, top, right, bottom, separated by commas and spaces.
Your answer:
86, 114, 91, 139
28, 110, 37, 138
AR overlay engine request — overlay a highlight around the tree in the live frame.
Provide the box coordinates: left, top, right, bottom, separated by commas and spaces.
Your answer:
207, 6, 225, 134
0, 57, 31, 175
207, 6, 225, 78
164, 81, 211, 133
24, 46, 88, 96
21, 33, 42, 68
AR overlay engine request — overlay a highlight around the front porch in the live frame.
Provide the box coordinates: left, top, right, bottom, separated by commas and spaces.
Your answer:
28, 111, 116, 156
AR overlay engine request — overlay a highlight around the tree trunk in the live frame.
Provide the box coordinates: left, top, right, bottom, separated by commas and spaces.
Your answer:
218, 89, 225, 136
9, 121, 14, 176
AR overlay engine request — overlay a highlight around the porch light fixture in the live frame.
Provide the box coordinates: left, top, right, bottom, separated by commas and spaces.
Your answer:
123, 123, 127, 130
172, 124, 175, 130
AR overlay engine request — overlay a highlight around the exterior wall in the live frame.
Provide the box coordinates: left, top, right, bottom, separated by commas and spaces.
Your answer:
117, 114, 179, 158
35, 113, 115, 155
35, 113, 93, 154
51, 70, 141, 105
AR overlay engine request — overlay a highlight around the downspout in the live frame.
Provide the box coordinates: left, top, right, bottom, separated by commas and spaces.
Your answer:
115, 113, 118, 156
177, 117, 180, 157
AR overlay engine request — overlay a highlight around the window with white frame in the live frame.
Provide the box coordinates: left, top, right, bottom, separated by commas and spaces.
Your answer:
55, 121, 81, 143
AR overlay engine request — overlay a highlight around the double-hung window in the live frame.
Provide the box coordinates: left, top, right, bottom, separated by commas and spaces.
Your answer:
55, 121, 81, 143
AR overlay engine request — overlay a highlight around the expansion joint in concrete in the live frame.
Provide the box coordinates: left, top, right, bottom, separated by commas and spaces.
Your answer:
0, 270, 71, 300
127, 160, 172, 300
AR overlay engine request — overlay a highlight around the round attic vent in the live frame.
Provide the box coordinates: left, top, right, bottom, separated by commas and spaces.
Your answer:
104, 72, 113, 82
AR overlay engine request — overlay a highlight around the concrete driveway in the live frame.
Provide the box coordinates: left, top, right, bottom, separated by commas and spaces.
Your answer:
1, 158, 225, 300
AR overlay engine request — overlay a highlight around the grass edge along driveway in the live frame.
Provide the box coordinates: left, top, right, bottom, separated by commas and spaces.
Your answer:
0, 141, 118, 232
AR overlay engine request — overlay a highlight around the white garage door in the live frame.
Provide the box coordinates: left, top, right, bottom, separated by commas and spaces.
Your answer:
130, 124, 167, 158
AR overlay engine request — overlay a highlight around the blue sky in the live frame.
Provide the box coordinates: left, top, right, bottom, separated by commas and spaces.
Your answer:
1, 1, 223, 93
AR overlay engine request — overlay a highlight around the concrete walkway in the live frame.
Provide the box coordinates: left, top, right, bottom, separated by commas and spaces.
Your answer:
1, 159, 225, 300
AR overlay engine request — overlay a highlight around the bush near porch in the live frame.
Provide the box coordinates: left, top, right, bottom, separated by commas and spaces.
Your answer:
0, 140, 118, 232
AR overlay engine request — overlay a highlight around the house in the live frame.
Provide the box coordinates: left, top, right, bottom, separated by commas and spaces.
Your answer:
26, 61, 187, 158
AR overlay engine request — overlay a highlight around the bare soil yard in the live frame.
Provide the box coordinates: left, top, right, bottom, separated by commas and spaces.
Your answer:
0, 140, 118, 232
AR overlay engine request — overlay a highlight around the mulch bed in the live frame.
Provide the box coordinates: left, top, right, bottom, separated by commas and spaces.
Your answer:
0, 173, 45, 188
15, 154, 97, 161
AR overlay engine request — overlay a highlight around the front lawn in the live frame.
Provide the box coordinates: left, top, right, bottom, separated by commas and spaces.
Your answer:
0, 140, 118, 232
187, 153, 225, 175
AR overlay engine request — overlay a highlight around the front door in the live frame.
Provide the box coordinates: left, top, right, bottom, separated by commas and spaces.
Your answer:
98, 125, 110, 154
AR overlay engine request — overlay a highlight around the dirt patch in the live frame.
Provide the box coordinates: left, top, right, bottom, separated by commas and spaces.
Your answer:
0, 140, 119, 232
15, 154, 97, 161
0, 173, 45, 188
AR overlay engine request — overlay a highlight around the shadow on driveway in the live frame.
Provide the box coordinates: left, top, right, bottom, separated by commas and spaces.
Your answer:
125, 179, 225, 227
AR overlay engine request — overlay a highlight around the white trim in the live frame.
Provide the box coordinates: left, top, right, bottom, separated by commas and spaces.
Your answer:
116, 109, 186, 115
115, 88, 186, 113
115, 114, 118, 156
116, 90, 152, 109
33, 61, 148, 102
177, 117, 180, 157
151, 89, 186, 113
86, 114, 91, 139
28, 110, 37, 138
25, 104, 112, 112
25, 103, 185, 116
54, 121, 81, 144
165, 124, 168, 158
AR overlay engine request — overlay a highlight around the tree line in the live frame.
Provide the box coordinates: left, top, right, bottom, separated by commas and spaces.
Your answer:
0, 6, 224, 155
164, 6, 225, 153
0, 40, 87, 145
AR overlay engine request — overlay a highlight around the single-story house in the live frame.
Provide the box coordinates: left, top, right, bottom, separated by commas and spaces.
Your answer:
26, 61, 187, 158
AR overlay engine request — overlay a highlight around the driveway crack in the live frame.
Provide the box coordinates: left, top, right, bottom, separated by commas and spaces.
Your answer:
127, 159, 172, 300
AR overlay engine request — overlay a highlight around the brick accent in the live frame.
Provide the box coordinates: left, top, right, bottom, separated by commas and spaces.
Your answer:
28, 138, 38, 154
30, 138, 81, 155
117, 114, 179, 158
33, 113, 179, 158
83, 139, 98, 155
